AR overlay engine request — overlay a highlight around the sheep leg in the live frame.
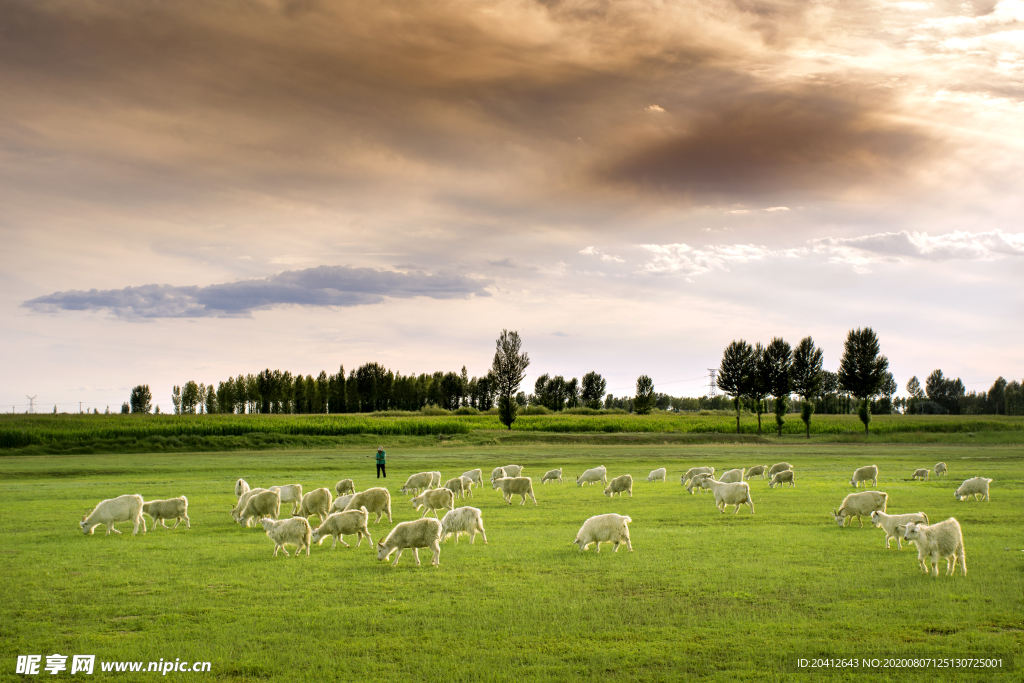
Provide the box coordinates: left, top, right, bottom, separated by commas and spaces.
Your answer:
430, 540, 440, 566
625, 535, 633, 552
479, 527, 488, 544
613, 542, 620, 552
412, 548, 421, 566
958, 547, 966, 575
931, 551, 940, 577
339, 535, 350, 549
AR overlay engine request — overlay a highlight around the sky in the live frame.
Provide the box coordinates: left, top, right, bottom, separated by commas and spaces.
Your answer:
2, 0, 1023, 413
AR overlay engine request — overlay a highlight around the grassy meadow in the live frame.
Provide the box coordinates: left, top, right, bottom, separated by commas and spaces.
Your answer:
1, 442, 1021, 682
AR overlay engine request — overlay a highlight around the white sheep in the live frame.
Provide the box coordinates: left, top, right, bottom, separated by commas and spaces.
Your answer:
576, 466, 608, 487
462, 469, 484, 488
399, 472, 435, 495
235, 478, 250, 500
80, 494, 146, 536
335, 479, 355, 497
831, 491, 888, 528
268, 484, 303, 515
238, 490, 281, 527
604, 474, 633, 498
330, 494, 355, 514
850, 465, 878, 488
704, 478, 754, 514
767, 463, 792, 478
541, 468, 563, 484
502, 465, 524, 478
142, 496, 190, 529
443, 477, 469, 500
492, 476, 537, 506
646, 468, 667, 483
870, 510, 929, 550
682, 466, 714, 484
934, 462, 948, 477
343, 487, 392, 524
377, 518, 442, 567
744, 465, 768, 480
955, 477, 992, 502
261, 517, 312, 557
311, 508, 372, 549
902, 519, 966, 577
685, 473, 712, 495
296, 487, 333, 525
429, 471, 442, 489
232, 487, 269, 527
573, 513, 633, 553
768, 470, 795, 489
911, 469, 930, 481
490, 466, 506, 482
440, 506, 487, 544
410, 488, 455, 519
719, 468, 745, 484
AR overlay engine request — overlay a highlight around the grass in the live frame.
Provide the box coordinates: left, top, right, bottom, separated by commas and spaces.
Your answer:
0, 443, 1021, 682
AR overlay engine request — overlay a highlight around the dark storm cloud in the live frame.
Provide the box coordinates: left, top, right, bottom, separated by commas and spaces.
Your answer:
24, 266, 490, 318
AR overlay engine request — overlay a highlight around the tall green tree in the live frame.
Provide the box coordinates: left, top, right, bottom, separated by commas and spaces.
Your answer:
491, 330, 530, 430
171, 386, 182, 414
837, 327, 889, 436
762, 337, 792, 436
749, 343, 770, 434
633, 375, 656, 415
790, 336, 823, 438
129, 385, 152, 414
580, 371, 607, 409
717, 340, 754, 433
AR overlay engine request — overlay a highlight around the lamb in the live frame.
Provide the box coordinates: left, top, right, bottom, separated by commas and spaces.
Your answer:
502, 464, 524, 478
831, 491, 888, 528
376, 518, 442, 567
439, 506, 487, 544
870, 510, 929, 550
268, 484, 303, 515
462, 469, 484, 488
399, 472, 435, 495
719, 468, 745, 483
492, 476, 537, 506
541, 468, 563, 484
934, 462, 948, 477
142, 496, 190, 529
955, 477, 992, 502
343, 487, 392, 523
768, 470, 795, 489
744, 465, 768, 480
573, 513, 633, 553
604, 474, 633, 498
235, 478, 250, 500
335, 479, 355, 497
260, 517, 312, 557
232, 487, 268, 526
296, 487, 333, 525
443, 477, 470, 500
685, 473, 712, 495
767, 462, 792, 478
311, 508, 372, 549
850, 465, 878, 488
646, 468, 667, 483
682, 466, 714, 484
902, 519, 966, 577
80, 494, 146, 536
238, 490, 281, 527
911, 469, 930, 481
330, 494, 354, 514
576, 466, 608, 486
703, 478, 754, 514
411, 488, 455, 519
490, 466, 506, 482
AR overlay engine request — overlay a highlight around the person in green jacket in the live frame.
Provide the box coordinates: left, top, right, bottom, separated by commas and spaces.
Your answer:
375, 446, 386, 479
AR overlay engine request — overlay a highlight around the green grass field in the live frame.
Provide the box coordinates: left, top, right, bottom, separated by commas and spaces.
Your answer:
1, 443, 1021, 682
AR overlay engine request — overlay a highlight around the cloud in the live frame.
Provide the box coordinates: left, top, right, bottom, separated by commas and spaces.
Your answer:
812, 229, 1024, 264
23, 266, 490, 319
645, 104, 665, 113
579, 246, 624, 263
639, 243, 804, 279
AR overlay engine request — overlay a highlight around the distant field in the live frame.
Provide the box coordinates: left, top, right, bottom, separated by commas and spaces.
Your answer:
0, 443, 1021, 682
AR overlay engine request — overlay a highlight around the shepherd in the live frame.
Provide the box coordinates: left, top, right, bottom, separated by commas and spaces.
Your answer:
376, 446, 386, 479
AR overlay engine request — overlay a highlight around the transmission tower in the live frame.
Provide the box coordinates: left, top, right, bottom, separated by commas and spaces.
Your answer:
707, 370, 717, 398
26, 395, 37, 413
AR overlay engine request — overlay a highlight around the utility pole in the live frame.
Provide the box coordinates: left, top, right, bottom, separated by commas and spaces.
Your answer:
79, 401, 82, 414
26, 395, 37, 413
707, 369, 717, 398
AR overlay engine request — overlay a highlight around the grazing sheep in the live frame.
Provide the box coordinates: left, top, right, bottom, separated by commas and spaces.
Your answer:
744, 465, 768, 480
686, 473, 712, 495
576, 466, 608, 487
911, 469, 930, 482
646, 468, 667, 483
311, 508, 372, 549
704, 478, 754, 514
335, 479, 355, 497
541, 468, 563, 484
411, 488, 456, 519
232, 487, 269, 526
902, 519, 966, 577
955, 477, 993, 502
429, 471, 442, 489
142, 496, 190, 529
400, 472, 435, 495
80, 494, 146, 536
502, 465, 524, 478
831, 491, 888, 528
330, 494, 355, 514
343, 487, 392, 524
296, 487, 333, 525
238, 490, 282, 527
604, 474, 633, 498
870, 510, 929, 550
261, 517, 312, 557
682, 466, 714, 485
573, 513, 633, 553
850, 465, 879, 488
377, 518, 442, 567
462, 469, 483, 488
934, 462, 948, 477
490, 466, 506, 482
767, 463, 792, 478
269, 484, 303, 515
768, 470, 795, 489
492, 477, 537, 506
719, 468, 745, 484
235, 478, 250, 500
440, 506, 487, 544
443, 477, 470, 500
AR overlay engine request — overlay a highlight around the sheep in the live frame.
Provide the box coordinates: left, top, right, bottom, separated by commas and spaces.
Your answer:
399, 472, 435, 495
955, 477, 993, 502
831, 491, 888, 528
311, 508, 372, 549
850, 465, 878, 488
376, 518, 442, 567
235, 478, 250, 500
576, 466, 608, 487
330, 494, 355, 514
573, 513, 633, 553
238, 490, 281, 527
80, 494, 146, 536
268, 484, 303, 515
343, 487, 392, 524
541, 468, 563, 484
261, 517, 312, 557
870, 510, 929, 550
411, 488, 455, 519
703, 478, 754, 514
719, 468, 745, 484
768, 470, 795, 489
335, 479, 355, 497
902, 519, 966, 577
492, 476, 537, 506
604, 474, 633, 498
142, 496, 190, 529
296, 487, 333, 525
744, 465, 768, 480
767, 462, 792, 478
934, 462, 948, 477
685, 473, 712, 495
440, 506, 487, 545
232, 487, 269, 526
462, 469, 483, 488
429, 471, 442, 489
646, 468, 667, 483
682, 466, 714, 484
443, 477, 469, 500
490, 466, 506, 482
502, 464, 524, 478
911, 468, 930, 482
